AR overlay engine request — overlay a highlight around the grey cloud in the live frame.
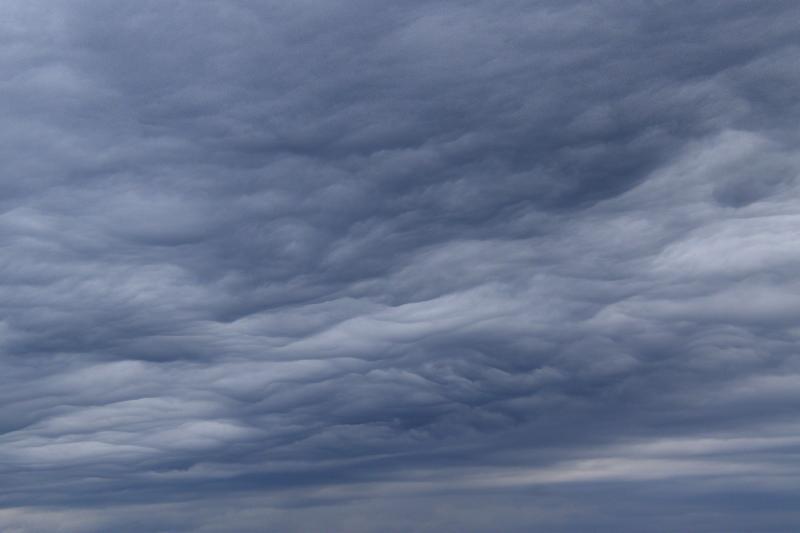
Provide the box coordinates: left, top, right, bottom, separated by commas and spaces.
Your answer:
0, 0, 799, 531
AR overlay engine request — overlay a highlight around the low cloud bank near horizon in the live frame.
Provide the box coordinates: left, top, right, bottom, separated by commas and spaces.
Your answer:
1, 1, 800, 531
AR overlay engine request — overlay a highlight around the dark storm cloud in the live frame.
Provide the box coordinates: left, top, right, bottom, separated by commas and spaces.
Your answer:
1, 0, 800, 531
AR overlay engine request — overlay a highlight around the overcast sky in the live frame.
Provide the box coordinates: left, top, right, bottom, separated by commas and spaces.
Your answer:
1, 1, 800, 531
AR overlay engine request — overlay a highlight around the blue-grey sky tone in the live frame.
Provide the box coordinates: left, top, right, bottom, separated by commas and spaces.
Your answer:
1, 1, 800, 531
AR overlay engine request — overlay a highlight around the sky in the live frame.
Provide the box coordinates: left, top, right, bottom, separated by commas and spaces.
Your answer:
1, 1, 799, 531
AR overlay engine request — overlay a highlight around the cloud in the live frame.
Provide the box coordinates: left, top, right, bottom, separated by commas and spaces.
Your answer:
0, 0, 799, 531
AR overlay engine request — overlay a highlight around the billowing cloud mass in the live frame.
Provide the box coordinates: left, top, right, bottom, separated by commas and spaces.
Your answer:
1, 1, 799, 531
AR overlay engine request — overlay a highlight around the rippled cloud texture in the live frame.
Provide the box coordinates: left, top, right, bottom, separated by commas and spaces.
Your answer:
1, 1, 800, 531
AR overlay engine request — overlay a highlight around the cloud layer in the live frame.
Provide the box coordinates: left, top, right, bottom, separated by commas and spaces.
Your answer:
1, 1, 800, 531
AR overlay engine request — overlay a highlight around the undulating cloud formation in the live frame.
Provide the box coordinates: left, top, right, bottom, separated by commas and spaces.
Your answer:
1, 1, 799, 531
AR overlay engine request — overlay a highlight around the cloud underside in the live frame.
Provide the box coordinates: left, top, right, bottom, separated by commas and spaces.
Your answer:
1, 1, 800, 531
